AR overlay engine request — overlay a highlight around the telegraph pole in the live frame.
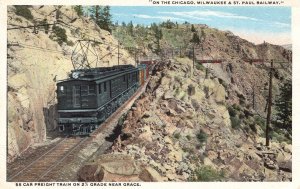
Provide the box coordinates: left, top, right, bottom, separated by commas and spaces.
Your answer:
118, 41, 120, 65
193, 46, 195, 70
265, 59, 274, 146
243, 58, 290, 146
179, 46, 181, 57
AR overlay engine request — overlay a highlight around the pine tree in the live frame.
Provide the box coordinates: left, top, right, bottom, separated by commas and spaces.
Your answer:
151, 23, 163, 53
99, 6, 112, 33
127, 21, 134, 36
89, 6, 100, 23
73, 5, 83, 16
275, 79, 292, 134
89, 6, 112, 33
190, 32, 200, 44
191, 24, 196, 32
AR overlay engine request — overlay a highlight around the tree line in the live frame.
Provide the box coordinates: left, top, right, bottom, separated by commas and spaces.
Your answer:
73, 5, 112, 33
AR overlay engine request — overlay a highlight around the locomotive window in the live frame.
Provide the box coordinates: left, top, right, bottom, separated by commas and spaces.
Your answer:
88, 85, 95, 95
81, 85, 88, 96
98, 83, 102, 94
59, 86, 66, 95
104, 82, 107, 92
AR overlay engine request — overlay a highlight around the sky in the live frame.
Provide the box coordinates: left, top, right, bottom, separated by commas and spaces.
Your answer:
110, 6, 291, 45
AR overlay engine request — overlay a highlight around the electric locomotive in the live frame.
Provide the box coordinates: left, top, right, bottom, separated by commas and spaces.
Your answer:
57, 64, 147, 135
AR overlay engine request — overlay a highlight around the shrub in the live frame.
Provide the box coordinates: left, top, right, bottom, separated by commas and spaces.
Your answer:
196, 129, 207, 144
227, 106, 237, 117
230, 116, 241, 129
190, 166, 225, 181
232, 103, 241, 111
186, 135, 191, 141
254, 115, 265, 130
196, 63, 205, 71
51, 26, 68, 45
174, 132, 181, 139
15, 17, 22, 23
14, 5, 33, 20
66, 40, 75, 46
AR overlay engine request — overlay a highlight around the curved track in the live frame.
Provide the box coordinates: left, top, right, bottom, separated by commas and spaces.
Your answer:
8, 78, 151, 182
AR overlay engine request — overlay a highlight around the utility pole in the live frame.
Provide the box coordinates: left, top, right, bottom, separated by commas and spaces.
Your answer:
243, 58, 290, 146
134, 49, 137, 67
265, 59, 273, 146
193, 46, 195, 70
118, 41, 120, 65
179, 46, 181, 57
252, 83, 255, 110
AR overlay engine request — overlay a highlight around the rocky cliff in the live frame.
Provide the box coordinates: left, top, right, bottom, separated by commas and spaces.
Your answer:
78, 25, 292, 181
78, 58, 292, 181
7, 5, 135, 162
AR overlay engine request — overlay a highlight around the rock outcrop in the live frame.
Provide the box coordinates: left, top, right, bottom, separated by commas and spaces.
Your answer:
7, 5, 135, 162
79, 58, 291, 181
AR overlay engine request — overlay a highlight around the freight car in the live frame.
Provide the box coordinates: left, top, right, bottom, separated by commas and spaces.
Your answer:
57, 64, 148, 135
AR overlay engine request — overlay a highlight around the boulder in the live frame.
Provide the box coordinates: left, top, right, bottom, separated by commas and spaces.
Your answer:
163, 91, 174, 100
139, 167, 165, 182
278, 159, 292, 172
78, 154, 143, 182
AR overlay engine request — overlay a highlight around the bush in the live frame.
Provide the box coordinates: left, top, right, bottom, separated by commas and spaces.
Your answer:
186, 135, 191, 141
196, 63, 205, 71
230, 116, 241, 129
190, 166, 225, 181
15, 17, 22, 23
174, 132, 181, 139
51, 26, 68, 45
196, 129, 207, 144
232, 103, 241, 111
14, 5, 33, 20
254, 115, 266, 127
227, 106, 237, 117
66, 40, 75, 46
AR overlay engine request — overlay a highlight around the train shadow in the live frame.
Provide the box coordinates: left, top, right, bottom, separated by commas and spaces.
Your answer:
43, 104, 62, 139
105, 123, 122, 142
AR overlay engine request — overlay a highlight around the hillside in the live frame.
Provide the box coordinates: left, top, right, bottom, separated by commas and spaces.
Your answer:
77, 22, 292, 181
7, 5, 135, 162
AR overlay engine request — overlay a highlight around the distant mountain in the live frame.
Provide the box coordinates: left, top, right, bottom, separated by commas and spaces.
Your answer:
282, 44, 292, 51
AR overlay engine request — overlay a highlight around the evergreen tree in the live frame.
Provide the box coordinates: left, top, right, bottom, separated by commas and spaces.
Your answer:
73, 5, 83, 16
99, 6, 112, 33
190, 32, 200, 44
151, 23, 163, 53
161, 19, 175, 29
89, 5, 100, 22
127, 21, 134, 36
191, 24, 196, 32
89, 6, 112, 33
275, 79, 292, 134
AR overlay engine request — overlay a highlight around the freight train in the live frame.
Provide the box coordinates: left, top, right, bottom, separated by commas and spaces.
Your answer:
56, 63, 151, 135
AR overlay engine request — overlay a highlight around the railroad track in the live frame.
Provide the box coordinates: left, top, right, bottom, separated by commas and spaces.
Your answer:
8, 78, 150, 182
8, 136, 89, 182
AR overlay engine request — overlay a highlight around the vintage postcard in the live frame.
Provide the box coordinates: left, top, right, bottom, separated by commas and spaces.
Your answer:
0, 0, 299, 189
